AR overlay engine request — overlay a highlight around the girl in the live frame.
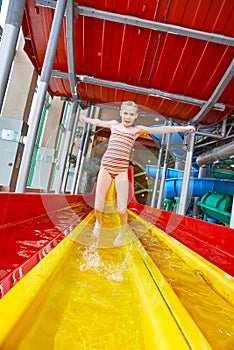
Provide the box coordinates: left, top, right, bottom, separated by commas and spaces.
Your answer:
82, 101, 195, 246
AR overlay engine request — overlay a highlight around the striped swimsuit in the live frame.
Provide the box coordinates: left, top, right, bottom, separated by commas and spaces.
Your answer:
101, 125, 136, 178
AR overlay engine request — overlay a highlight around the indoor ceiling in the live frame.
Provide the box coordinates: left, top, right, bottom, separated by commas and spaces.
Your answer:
22, 0, 234, 125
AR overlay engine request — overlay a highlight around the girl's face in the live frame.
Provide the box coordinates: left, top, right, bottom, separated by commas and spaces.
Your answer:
120, 105, 138, 127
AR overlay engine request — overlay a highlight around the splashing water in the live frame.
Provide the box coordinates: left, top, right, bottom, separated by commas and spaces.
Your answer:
79, 238, 132, 282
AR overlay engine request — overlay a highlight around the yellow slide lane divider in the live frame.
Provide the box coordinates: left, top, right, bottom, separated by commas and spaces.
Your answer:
125, 239, 212, 349
129, 211, 234, 307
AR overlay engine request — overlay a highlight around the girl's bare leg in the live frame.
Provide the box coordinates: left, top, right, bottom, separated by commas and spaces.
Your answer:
114, 172, 129, 246
93, 167, 112, 236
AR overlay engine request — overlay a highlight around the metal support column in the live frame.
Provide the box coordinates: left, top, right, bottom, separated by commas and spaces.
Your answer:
192, 166, 207, 217
70, 107, 94, 194
150, 132, 166, 208
0, 0, 26, 112
174, 159, 184, 170
177, 132, 196, 215
15, 0, 68, 192
70, 117, 88, 194
65, 0, 78, 98
74, 105, 95, 194
54, 99, 79, 193
157, 132, 172, 209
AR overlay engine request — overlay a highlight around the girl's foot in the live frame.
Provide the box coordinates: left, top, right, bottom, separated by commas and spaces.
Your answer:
93, 222, 101, 237
114, 227, 126, 246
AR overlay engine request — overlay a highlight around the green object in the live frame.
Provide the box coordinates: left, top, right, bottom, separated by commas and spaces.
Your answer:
164, 198, 174, 211
211, 168, 234, 180
198, 192, 232, 224
211, 159, 234, 180
174, 196, 180, 214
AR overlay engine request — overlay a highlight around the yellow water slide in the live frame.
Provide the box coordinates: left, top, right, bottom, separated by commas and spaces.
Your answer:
0, 186, 233, 349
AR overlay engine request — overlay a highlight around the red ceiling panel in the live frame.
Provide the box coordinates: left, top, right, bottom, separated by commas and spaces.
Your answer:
22, 0, 234, 125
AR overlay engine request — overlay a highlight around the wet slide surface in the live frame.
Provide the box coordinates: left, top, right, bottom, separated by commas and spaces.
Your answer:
0, 197, 92, 297
13, 243, 144, 349
0, 207, 234, 349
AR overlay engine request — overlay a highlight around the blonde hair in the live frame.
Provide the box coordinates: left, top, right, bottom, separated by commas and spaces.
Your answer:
120, 101, 139, 112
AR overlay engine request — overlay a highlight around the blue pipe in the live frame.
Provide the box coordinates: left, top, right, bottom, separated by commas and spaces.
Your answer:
146, 165, 198, 179
146, 165, 234, 198
164, 178, 234, 199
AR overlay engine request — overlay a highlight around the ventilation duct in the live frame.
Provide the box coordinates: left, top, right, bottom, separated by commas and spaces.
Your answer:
196, 141, 234, 166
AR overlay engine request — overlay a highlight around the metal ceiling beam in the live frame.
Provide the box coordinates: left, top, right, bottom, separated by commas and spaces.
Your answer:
51, 69, 225, 111
36, 0, 234, 46
191, 58, 234, 124
77, 6, 234, 47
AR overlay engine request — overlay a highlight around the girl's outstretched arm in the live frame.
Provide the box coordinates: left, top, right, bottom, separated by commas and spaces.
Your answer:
81, 115, 119, 129
136, 124, 195, 135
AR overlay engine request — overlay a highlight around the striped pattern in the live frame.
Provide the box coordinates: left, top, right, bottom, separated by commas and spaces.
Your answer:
101, 126, 136, 176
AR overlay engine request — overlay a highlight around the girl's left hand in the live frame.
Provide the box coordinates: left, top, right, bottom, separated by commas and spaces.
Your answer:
183, 125, 195, 132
